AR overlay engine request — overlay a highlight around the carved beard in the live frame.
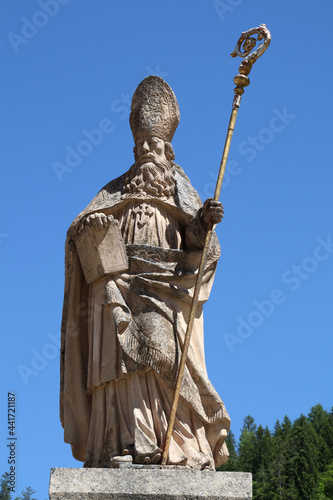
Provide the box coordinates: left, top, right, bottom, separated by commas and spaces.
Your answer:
122, 154, 175, 198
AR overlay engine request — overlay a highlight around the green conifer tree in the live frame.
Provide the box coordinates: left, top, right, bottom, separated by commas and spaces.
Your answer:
0, 474, 12, 500
319, 407, 333, 463
252, 426, 274, 499
315, 460, 333, 499
286, 414, 320, 499
267, 419, 289, 499
15, 487, 38, 500
238, 415, 257, 473
282, 414, 292, 436
308, 404, 331, 469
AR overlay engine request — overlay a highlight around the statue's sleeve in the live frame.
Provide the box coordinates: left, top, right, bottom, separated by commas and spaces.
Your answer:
185, 208, 221, 261
172, 163, 221, 260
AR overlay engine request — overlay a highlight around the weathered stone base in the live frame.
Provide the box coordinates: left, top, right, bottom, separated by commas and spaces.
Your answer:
49, 467, 252, 500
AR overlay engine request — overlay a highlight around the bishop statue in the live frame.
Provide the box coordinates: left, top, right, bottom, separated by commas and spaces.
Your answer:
60, 76, 230, 470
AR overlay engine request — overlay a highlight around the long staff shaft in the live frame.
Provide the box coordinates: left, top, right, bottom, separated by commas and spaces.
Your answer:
161, 24, 271, 466
161, 103, 240, 466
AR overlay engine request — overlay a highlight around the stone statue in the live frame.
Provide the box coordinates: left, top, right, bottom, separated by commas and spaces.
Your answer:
60, 76, 230, 470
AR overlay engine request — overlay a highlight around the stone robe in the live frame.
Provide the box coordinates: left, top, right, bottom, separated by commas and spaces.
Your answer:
60, 163, 230, 469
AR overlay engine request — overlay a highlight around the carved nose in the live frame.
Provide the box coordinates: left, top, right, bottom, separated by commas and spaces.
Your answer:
142, 140, 150, 153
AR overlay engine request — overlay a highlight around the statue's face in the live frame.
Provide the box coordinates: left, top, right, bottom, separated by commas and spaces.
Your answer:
136, 137, 166, 163
125, 135, 175, 197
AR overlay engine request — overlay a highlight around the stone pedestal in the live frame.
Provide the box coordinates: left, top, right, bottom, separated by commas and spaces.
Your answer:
49, 467, 252, 500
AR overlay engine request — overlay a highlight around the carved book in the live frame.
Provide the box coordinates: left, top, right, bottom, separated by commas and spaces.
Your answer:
74, 216, 128, 284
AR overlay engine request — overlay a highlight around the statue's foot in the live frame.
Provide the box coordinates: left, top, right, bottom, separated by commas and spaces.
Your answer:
142, 452, 161, 464
110, 454, 133, 468
135, 450, 162, 465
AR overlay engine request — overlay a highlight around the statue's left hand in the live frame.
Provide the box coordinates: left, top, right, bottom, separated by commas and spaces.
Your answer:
83, 212, 114, 230
202, 198, 224, 226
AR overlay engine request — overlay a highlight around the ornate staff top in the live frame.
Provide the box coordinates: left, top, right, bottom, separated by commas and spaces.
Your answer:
230, 24, 271, 108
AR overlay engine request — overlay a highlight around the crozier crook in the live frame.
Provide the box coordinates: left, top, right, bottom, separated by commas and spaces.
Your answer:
231, 24, 271, 109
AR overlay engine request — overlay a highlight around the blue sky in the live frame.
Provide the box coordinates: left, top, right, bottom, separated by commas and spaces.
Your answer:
1, 1, 332, 498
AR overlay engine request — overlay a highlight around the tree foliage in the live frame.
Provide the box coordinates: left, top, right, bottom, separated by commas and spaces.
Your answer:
0, 474, 12, 500
0, 477, 39, 500
218, 404, 333, 499
15, 487, 38, 500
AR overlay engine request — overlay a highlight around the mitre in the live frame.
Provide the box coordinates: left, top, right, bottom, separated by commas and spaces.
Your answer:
130, 76, 180, 144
